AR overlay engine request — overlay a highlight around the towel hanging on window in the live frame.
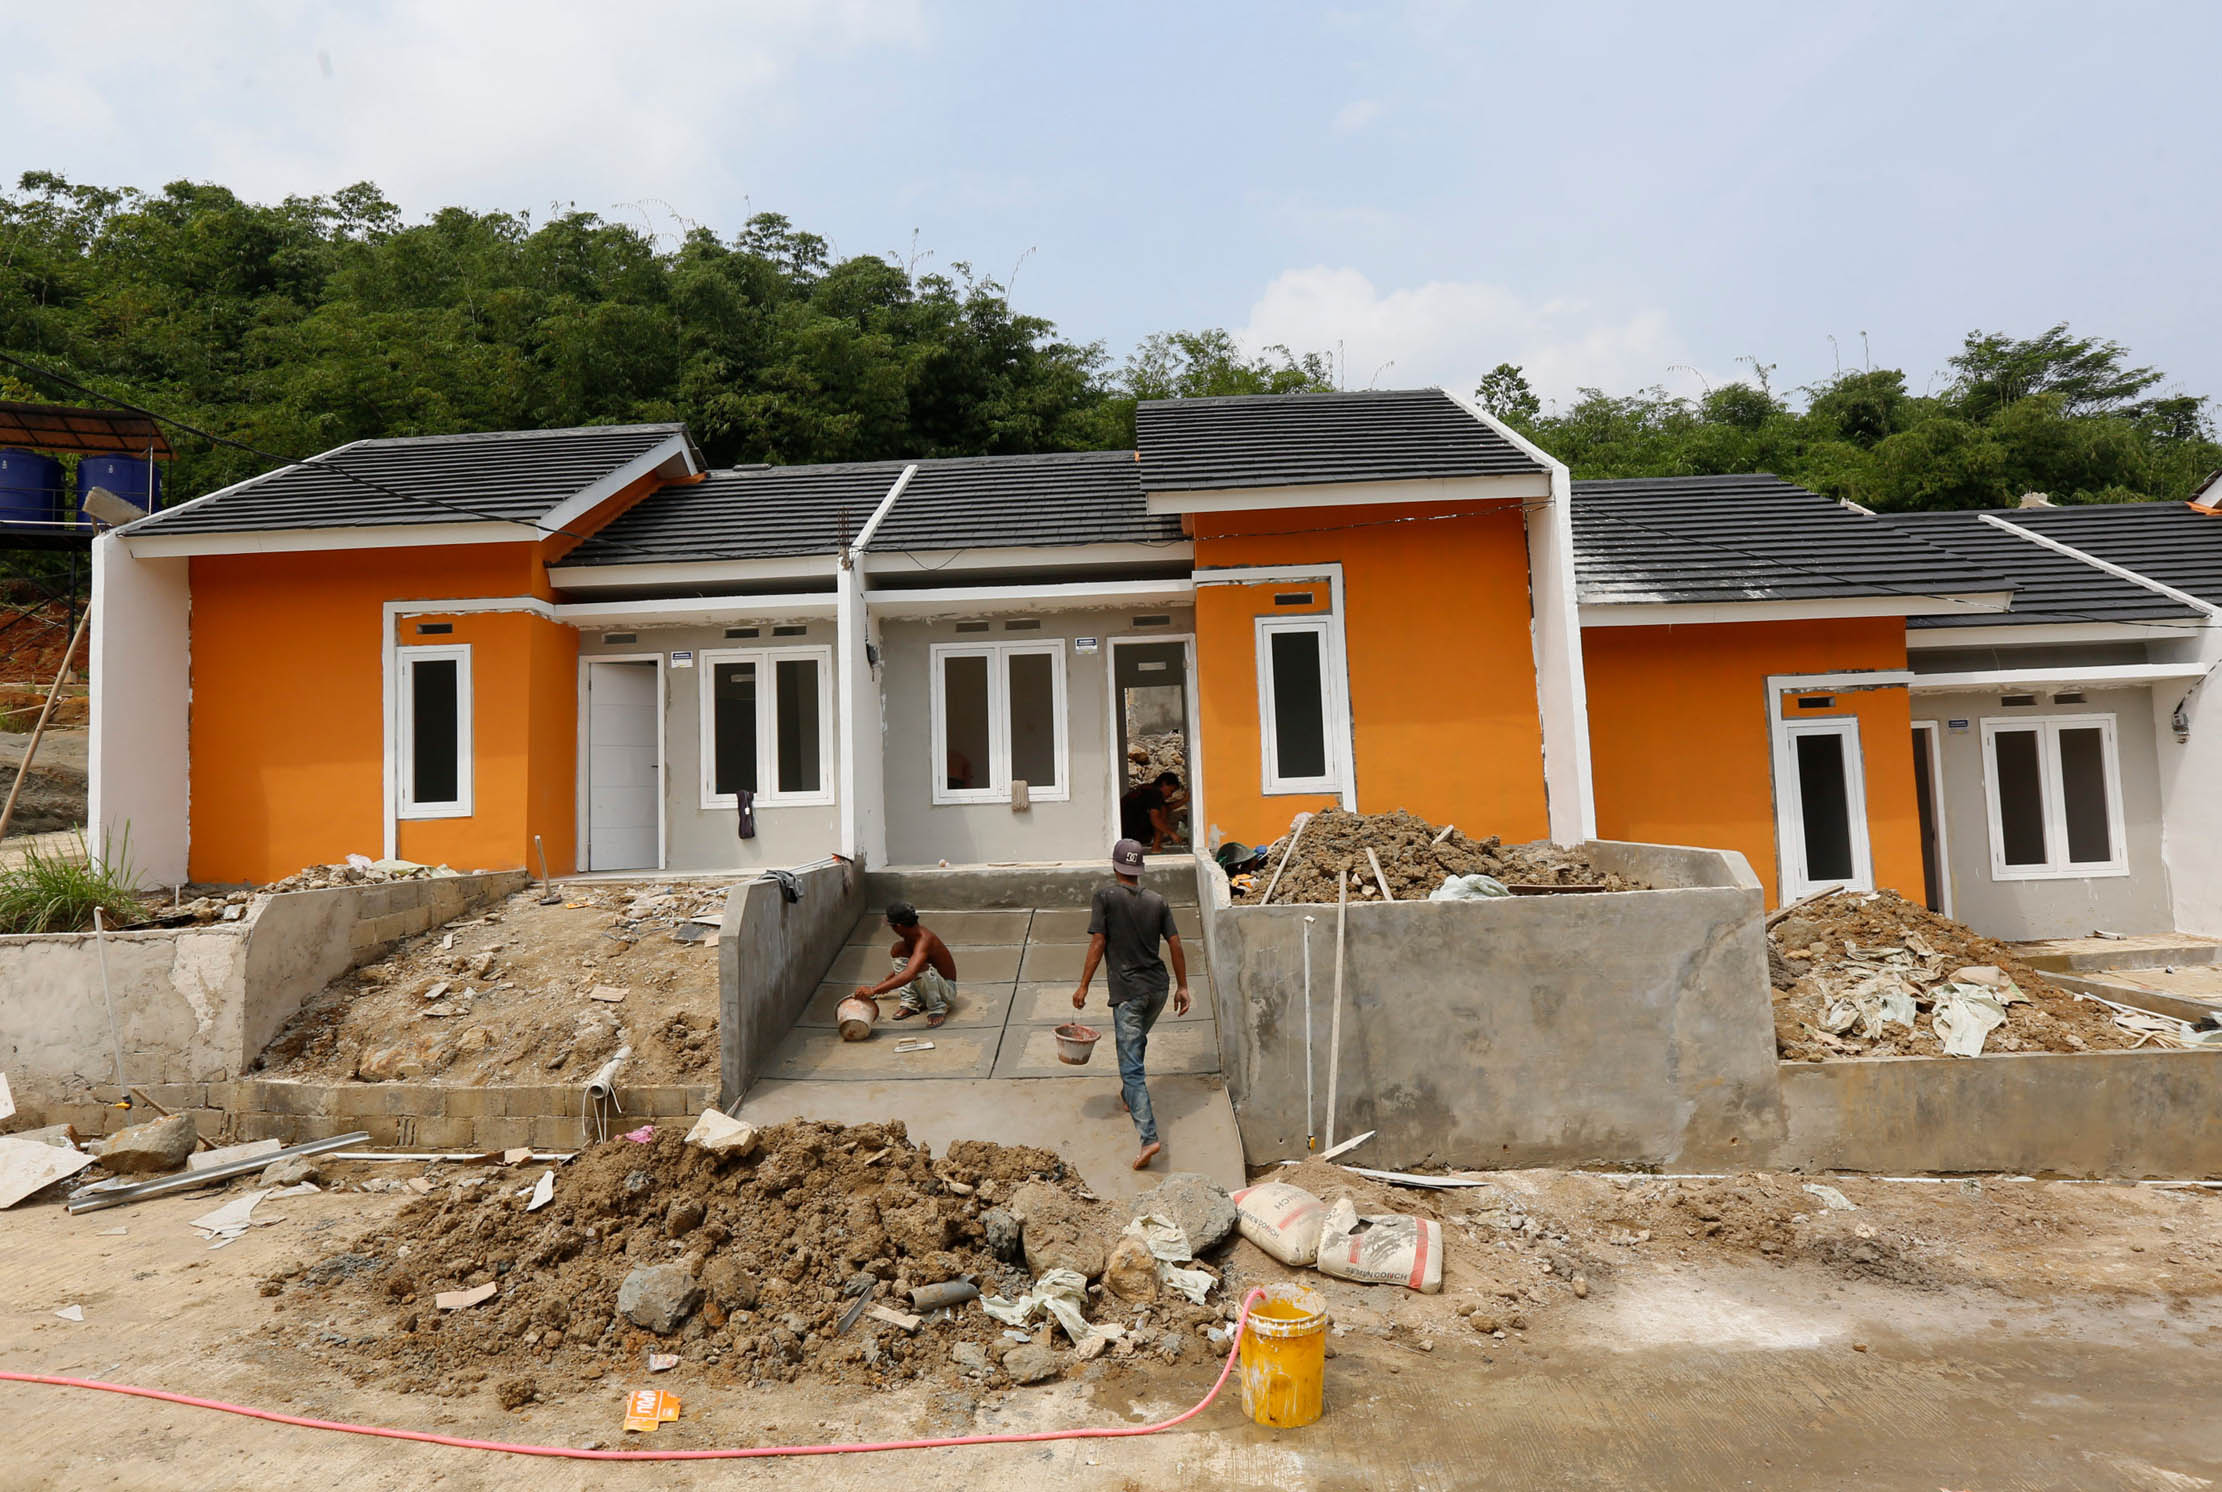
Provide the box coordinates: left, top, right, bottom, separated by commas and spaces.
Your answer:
736, 789, 757, 840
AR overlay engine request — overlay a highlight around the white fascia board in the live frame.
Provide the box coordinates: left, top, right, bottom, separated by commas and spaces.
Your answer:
548, 554, 840, 591
1143, 471, 1548, 515
1580, 592, 2017, 627
553, 593, 840, 627
862, 578, 1194, 618
1766, 669, 1916, 693
111, 439, 372, 540
126, 520, 534, 558
1982, 514, 2222, 621
1909, 662, 2211, 694
387, 595, 557, 620
861, 540, 1192, 576
1907, 620, 2205, 650
534, 435, 702, 534
848, 464, 917, 560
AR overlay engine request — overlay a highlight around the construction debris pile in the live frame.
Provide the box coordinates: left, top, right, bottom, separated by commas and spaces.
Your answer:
1232, 809, 1644, 904
259, 883, 726, 1086
285, 1121, 1246, 1396
163, 856, 465, 925
1125, 731, 1188, 788
1770, 891, 2143, 1060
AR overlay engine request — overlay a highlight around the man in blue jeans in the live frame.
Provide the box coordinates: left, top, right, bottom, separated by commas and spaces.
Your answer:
1072, 837, 1192, 1169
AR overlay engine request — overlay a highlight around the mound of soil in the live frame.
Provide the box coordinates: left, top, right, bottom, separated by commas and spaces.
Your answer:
1233, 809, 1643, 904
276, 1121, 1161, 1394
1769, 890, 2138, 1060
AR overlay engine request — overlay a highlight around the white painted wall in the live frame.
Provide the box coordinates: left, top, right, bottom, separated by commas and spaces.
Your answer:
836, 565, 889, 869
87, 533, 190, 886
1523, 462, 1597, 843
2151, 627, 2222, 935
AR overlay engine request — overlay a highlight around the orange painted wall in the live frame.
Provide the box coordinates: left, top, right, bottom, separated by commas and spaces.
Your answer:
1581, 617, 1922, 906
187, 544, 558, 884
1191, 501, 1548, 846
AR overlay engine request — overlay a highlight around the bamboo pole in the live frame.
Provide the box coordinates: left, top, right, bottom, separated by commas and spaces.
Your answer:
0, 606, 92, 845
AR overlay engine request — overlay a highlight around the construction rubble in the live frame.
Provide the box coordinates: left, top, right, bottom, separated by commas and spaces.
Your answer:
1232, 808, 1645, 904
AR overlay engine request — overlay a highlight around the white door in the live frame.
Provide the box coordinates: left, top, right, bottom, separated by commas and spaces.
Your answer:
1777, 716, 1873, 901
587, 660, 660, 870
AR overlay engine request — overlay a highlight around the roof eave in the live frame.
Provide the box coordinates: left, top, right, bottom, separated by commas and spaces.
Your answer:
1578, 590, 2018, 628
1145, 470, 1548, 515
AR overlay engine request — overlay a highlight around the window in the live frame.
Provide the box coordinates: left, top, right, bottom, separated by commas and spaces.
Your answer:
698, 647, 832, 807
1776, 716, 1871, 899
1981, 714, 2127, 879
398, 645, 471, 818
1256, 617, 1339, 795
929, 641, 1068, 804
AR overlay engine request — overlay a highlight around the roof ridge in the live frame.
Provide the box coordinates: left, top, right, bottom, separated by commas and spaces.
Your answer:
1135, 387, 1450, 411
346, 422, 688, 448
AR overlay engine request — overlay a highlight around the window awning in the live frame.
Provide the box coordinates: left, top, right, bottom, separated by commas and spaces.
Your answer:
0, 400, 173, 459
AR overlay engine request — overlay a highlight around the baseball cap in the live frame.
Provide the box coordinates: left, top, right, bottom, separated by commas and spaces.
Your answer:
1111, 838, 1146, 873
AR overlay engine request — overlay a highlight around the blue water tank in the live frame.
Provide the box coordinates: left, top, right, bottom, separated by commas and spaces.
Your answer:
0, 447, 65, 524
76, 453, 163, 520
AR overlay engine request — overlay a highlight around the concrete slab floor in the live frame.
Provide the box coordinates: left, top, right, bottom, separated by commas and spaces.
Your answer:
762, 1026, 1001, 1080
827, 944, 1026, 984
845, 909, 1037, 947
796, 981, 1018, 1030
1010, 982, 1213, 1025
994, 1021, 1221, 1081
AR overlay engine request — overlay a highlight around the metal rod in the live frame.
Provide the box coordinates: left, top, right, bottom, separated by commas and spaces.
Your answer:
66, 1131, 371, 1213
91, 907, 125, 1087
1325, 878, 1348, 1150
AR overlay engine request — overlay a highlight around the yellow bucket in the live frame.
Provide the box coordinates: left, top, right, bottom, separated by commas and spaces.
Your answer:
1237, 1284, 1329, 1428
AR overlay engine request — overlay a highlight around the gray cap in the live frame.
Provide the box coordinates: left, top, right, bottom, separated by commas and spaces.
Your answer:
1112, 838, 1146, 873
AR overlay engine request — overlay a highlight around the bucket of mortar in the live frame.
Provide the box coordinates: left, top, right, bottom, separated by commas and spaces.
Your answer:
1052, 1022, 1101, 1065
1238, 1282, 1328, 1428
837, 995, 879, 1042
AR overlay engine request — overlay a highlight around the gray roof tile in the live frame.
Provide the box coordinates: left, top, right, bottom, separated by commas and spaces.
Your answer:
1134, 388, 1543, 492
125, 424, 692, 536
1880, 510, 2204, 628
1573, 474, 2010, 608
2002, 502, 2222, 611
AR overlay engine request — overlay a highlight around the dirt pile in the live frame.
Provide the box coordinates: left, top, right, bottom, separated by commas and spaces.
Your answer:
278, 1121, 1190, 1395
259, 882, 728, 1085
1125, 731, 1187, 788
1232, 809, 1644, 904
1769, 890, 2140, 1060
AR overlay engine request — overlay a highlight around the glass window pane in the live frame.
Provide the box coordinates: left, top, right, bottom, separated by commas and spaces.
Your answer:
1007, 651, 1057, 789
713, 661, 757, 798
1268, 629, 1328, 781
410, 658, 459, 804
1793, 731, 1854, 882
774, 657, 821, 794
942, 654, 991, 791
1992, 728, 2048, 866
2058, 726, 2113, 864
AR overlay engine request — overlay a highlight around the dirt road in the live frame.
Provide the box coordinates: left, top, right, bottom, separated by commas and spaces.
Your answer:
4, 1170, 2218, 1490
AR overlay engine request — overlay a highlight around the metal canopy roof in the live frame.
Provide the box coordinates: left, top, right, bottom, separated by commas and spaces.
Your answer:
0, 400, 174, 459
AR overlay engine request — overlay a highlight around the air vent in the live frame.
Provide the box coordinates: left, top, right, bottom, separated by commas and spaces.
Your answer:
1003, 619, 1042, 631
1132, 615, 1171, 627
1275, 592, 1316, 607
2053, 691, 2087, 704
955, 621, 991, 634
2002, 694, 2038, 707
1795, 696, 1835, 710
415, 622, 453, 635
602, 633, 637, 645
725, 627, 760, 639
772, 624, 807, 637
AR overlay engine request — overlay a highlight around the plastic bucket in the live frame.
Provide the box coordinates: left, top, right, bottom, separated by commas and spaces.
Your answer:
1238, 1283, 1329, 1428
1052, 1022, 1100, 1065
837, 996, 879, 1042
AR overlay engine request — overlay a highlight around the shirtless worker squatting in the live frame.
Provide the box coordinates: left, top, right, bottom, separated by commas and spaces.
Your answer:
853, 903, 957, 1028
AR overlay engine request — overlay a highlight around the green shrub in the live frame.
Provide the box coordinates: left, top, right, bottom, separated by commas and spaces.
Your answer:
0, 833, 148, 934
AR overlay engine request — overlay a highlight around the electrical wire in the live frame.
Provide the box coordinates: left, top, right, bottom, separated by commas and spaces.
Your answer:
0, 1289, 1271, 1463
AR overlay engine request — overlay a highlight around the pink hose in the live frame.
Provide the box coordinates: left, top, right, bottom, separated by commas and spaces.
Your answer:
0, 1288, 1266, 1461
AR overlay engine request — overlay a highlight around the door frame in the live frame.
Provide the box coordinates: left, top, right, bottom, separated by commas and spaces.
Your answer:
576, 652, 668, 872
1910, 719, 1952, 918
1774, 714, 1873, 902
1104, 632, 1202, 856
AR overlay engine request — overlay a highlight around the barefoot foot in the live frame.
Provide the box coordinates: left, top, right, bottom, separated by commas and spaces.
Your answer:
1132, 1141, 1161, 1170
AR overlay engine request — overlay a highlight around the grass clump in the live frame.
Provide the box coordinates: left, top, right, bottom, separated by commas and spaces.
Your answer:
0, 833, 147, 935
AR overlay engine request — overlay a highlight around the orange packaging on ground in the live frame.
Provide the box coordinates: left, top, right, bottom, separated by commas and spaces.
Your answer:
622, 1388, 681, 1433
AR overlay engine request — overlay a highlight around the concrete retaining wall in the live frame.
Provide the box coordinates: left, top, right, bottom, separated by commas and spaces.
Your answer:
1201, 840, 1785, 1170
865, 860, 1198, 912
0, 871, 524, 1096
1777, 1050, 2222, 1178
721, 858, 864, 1105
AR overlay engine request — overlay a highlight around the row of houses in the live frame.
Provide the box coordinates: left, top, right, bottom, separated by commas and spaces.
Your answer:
87, 389, 2222, 941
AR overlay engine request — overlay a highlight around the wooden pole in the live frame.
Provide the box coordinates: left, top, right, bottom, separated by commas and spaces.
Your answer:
1324, 876, 1349, 1150
1257, 810, 1313, 907
1365, 846, 1395, 901
0, 606, 92, 845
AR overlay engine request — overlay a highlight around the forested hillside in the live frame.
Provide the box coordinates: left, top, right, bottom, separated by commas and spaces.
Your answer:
2, 172, 2213, 512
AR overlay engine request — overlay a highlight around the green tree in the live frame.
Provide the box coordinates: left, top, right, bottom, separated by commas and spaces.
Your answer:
1474, 362, 1540, 425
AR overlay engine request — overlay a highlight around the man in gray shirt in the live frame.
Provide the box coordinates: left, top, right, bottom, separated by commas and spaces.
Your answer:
1072, 837, 1192, 1169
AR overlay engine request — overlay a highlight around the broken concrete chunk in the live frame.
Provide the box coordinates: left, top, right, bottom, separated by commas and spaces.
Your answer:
1003, 1342, 1061, 1384
587, 985, 628, 1004
1129, 1172, 1237, 1253
435, 1282, 498, 1311
1103, 1232, 1159, 1304
258, 1155, 323, 1188
617, 1261, 704, 1335
1011, 1181, 1110, 1280
681, 1109, 757, 1156
866, 1304, 922, 1334
97, 1113, 197, 1175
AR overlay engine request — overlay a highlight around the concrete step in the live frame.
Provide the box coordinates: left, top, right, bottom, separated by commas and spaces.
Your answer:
2016, 932, 2222, 972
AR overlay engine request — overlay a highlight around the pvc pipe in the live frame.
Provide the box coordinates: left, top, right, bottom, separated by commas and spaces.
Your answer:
1324, 879, 1348, 1150
584, 1046, 630, 1106
90, 907, 125, 1088
66, 1131, 371, 1212
1301, 914, 1316, 1149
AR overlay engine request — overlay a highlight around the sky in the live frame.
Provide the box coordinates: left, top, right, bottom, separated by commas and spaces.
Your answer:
5, 0, 2219, 411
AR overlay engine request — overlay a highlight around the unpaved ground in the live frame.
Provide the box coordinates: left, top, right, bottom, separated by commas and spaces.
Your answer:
260, 883, 726, 1086
1772, 890, 2143, 1060
1234, 809, 1642, 904
4, 1160, 2219, 1490
0, 725, 85, 837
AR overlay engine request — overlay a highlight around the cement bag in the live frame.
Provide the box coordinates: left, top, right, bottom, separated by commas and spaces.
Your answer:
1231, 1182, 1327, 1266
1315, 1196, 1444, 1293
1429, 873, 1510, 902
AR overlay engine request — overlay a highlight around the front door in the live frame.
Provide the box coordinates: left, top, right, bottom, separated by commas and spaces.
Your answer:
586, 659, 661, 870
1910, 722, 1949, 915
1778, 716, 1872, 901
1110, 637, 1196, 852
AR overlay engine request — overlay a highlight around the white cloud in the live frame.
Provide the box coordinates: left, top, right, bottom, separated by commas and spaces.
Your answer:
0, 0, 925, 218
1330, 99, 1383, 135
1237, 266, 1685, 406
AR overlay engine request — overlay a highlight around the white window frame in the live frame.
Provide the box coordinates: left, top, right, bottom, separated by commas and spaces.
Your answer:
1775, 715, 1872, 901
1255, 615, 1342, 796
697, 645, 835, 809
1979, 713, 2129, 881
1910, 719, 1953, 920
928, 639, 1070, 806
396, 643, 473, 820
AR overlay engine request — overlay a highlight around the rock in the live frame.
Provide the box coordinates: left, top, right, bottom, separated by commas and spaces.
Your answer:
1130, 1172, 1237, 1253
259, 1155, 322, 1188
617, 1262, 704, 1335
1103, 1233, 1159, 1304
698, 1256, 760, 1312
1010, 1182, 1110, 1280
950, 1342, 991, 1376
1156, 1329, 1185, 1361
97, 1113, 196, 1175
356, 1043, 429, 1082
665, 1199, 706, 1238
981, 1207, 1024, 1263
878, 1198, 953, 1256
1003, 1343, 1061, 1385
